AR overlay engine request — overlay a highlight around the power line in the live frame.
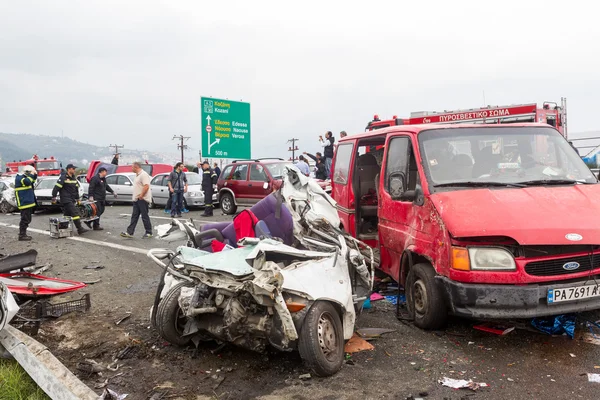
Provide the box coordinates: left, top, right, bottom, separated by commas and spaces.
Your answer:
173, 135, 191, 164
287, 138, 299, 162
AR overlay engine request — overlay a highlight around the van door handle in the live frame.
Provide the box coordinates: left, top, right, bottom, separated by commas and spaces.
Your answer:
248, 184, 253, 187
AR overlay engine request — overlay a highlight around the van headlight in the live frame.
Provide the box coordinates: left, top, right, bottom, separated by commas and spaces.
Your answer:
469, 248, 516, 271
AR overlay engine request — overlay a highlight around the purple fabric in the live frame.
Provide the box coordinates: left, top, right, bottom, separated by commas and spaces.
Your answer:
200, 194, 294, 247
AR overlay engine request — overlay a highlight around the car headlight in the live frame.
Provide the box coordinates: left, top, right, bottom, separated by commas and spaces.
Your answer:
468, 247, 516, 271
188, 192, 201, 197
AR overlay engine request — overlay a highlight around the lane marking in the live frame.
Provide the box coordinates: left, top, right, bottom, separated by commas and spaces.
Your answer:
119, 214, 222, 224
0, 222, 149, 255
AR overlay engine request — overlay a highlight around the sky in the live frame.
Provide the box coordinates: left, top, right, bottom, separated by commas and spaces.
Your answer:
1, 1, 598, 159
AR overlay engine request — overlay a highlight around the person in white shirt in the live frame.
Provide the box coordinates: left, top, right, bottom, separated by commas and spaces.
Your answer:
319, 131, 335, 178
121, 162, 153, 239
296, 155, 310, 176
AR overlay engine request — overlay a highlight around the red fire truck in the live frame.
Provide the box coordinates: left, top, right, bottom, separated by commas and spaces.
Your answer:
6, 155, 62, 176
366, 99, 568, 137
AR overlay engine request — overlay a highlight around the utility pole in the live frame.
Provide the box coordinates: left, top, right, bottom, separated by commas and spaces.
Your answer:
173, 135, 191, 164
287, 138, 299, 162
109, 144, 124, 155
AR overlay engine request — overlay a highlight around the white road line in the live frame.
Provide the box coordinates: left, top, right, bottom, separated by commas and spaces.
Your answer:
0, 222, 148, 255
119, 214, 220, 224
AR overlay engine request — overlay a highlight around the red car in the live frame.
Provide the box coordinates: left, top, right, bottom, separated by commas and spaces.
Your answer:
217, 158, 330, 215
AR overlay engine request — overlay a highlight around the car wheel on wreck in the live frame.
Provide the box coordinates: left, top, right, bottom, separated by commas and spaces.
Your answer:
156, 282, 193, 346
406, 263, 447, 330
0, 200, 10, 214
298, 301, 344, 377
219, 192, 237, 215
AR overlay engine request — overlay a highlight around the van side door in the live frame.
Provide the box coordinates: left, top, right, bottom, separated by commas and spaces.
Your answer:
378, 135, 422, 277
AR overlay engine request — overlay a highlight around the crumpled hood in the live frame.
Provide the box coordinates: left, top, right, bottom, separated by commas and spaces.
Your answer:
429, 184, 600, 245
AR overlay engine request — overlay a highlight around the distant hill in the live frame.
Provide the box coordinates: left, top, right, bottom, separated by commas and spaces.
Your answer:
0, 132, 182, 169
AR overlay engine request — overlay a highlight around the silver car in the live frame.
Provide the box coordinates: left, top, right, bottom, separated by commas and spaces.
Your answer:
105, 173, 137, 204
34, 176, 84, 211
150, 172, 217, 209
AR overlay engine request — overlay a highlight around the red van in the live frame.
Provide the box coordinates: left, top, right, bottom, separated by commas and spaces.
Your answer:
85, 161, 172, 183
332, 123, 600, 329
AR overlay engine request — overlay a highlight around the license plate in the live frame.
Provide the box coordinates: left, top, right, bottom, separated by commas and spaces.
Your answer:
40, 201, 52, 205
548, 284, 600, 304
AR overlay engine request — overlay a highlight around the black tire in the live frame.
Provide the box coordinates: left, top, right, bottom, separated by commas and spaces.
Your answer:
406, 263, 447, 330
0, 200, 10, 214
220, 192, 237, 215
156, 282, 193, 346
298, 301, 344, 377
149, 199, 156, 209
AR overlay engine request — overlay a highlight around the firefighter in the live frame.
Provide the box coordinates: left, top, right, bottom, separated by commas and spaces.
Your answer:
87, 167, 117, 230
52, 164, 88, 235
14, 165, 38, 241
201, 160, 218, 217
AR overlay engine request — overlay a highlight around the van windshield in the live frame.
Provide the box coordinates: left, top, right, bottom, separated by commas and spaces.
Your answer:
419, 127, 597, 190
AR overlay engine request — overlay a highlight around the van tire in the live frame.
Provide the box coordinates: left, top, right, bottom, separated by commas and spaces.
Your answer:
156, 282, 193, 346
406, 263, 447, 330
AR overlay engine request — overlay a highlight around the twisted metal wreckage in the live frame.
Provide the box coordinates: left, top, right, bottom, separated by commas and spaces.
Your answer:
151, 166, 375, 376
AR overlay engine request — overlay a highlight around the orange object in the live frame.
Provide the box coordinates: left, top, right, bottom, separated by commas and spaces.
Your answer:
344, 333, 375, 353
285, 302, 306, 313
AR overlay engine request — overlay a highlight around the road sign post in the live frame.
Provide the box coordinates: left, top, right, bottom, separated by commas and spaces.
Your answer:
201, 97, 251, 159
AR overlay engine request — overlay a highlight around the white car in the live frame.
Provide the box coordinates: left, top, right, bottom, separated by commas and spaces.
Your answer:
76, 174, 89, 196
34, 176, 84, 211
104, 173, 137, 204
0, 178, 17, 214
150, 172, 218, 209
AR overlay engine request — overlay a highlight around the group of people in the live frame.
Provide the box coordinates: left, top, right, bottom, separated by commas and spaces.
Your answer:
297, 130, 346, 180
13, 158, 220, 241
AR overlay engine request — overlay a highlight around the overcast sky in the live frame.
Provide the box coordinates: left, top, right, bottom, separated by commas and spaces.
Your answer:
1, 1, 597, 159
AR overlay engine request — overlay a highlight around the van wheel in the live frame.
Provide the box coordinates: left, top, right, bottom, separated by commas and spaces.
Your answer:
156, 282, 192, 346
298, 301, 344, 377
406, 263, 447, 330
220, 193, 237, 215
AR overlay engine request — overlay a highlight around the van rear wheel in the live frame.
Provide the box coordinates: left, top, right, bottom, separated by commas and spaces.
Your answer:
406, 263, 447, 330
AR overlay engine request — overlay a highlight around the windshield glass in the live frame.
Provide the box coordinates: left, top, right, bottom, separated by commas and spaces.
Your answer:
419, 127, 597, 190
36, 178, 58, 190
36, 161, 60, 171
185, 172, 202, 185
265, 162, 292, 179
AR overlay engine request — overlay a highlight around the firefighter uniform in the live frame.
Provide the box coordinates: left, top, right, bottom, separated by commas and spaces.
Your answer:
14, 167, 37, 241
52, 165, 87, 234
201, 162, 218, 216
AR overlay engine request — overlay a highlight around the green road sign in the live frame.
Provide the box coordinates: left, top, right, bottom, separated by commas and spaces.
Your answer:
201, 97, 251, 159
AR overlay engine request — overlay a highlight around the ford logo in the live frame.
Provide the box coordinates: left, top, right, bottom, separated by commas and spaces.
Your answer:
565, 233, 583, 241
563, 262, 580, 271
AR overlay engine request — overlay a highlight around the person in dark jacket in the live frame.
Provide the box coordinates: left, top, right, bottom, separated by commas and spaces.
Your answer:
201, 160, 218, 217
111, 153, 120, 165
213, 163, 221, 179
52, 164, 87, 235
168, 162, 188, 218
86, 167, 116, 230
303, 151, 328, 180
14, 165, 38, 241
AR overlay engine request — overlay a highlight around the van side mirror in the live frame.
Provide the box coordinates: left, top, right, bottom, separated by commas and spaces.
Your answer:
388, 172, 406, 200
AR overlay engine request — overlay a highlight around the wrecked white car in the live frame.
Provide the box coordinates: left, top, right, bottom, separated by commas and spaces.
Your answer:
0, 178, 18, 214
149, 167, 374, 376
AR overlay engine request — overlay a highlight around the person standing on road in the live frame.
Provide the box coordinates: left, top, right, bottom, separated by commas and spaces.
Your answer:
303, 152, 327, 180
87, 167, 117, 230
111, 153, 120, 165
319, 131, 335, 179
52, 164, 88, 235
213, 162, 221, 179
168, 162, 188, 218
201, 160, 218, 217
296, 155, 310, 176
121, 162, 153, 239
14, 165, 38, 241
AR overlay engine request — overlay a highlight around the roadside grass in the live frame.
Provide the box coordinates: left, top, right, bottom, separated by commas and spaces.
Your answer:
0, 359, 49, 400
